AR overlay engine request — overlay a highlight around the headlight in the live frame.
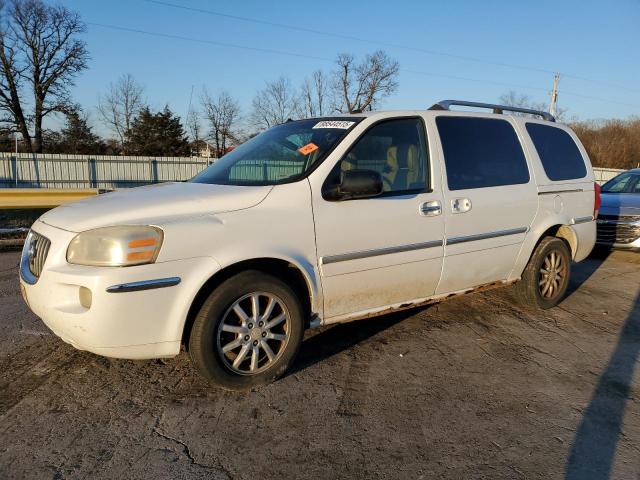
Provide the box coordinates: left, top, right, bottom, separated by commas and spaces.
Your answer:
67, 226, 164, 267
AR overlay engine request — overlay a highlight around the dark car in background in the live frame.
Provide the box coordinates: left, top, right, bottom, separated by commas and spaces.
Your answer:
596, 168, 640, 250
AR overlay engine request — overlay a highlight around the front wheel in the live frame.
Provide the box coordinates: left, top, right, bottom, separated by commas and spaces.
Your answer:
188, 270, 304, 390
514, 236, 571, 309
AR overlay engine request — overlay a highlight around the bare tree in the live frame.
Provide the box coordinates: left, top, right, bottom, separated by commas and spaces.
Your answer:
201, 89, 241, 158
298, 70, 334, 117
499, 90, 568, 121
97, 73, 145, 153
499, 91, 536, 110
186, 108, 202, 154
333, 50, 399, 113
250, 76, 299, 130
0, 0, 89, 153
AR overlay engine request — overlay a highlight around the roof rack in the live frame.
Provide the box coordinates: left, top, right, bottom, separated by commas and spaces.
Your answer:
428, 99, 555, 122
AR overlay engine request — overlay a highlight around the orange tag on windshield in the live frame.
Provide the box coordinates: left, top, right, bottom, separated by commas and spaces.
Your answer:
298, 142, 319, 155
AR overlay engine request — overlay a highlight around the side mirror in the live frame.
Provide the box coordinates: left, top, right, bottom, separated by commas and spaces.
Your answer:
326, 169, 383, 201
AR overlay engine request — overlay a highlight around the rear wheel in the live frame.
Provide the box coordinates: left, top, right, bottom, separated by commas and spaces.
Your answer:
188, 270, 304, 390
514, 236, 571, 309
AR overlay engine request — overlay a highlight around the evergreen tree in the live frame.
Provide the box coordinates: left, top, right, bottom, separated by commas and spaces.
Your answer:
59, 109, 103, 154
0, 127, 16, 152
128, 106, 190, 156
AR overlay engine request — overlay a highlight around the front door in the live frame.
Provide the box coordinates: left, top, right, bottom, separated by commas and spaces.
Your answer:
433, 115, 538, 294
310, 116, 445, 321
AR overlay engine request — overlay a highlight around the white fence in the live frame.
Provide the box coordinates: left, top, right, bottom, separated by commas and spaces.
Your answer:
0, 153, 212, 189
593, 167, 624, 185
0, 152, 627, 189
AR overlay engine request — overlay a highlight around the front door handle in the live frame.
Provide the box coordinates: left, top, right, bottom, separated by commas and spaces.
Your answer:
419, 201, 442, 217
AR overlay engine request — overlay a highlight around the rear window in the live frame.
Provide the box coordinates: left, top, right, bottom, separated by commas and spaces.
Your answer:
436, 116, 529, 191
526, 123, 587, 181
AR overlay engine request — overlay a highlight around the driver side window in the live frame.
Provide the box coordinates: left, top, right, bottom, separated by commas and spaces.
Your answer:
332, 117, 429, 195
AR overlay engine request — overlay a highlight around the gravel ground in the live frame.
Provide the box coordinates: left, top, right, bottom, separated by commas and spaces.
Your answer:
0, 249, 639, 480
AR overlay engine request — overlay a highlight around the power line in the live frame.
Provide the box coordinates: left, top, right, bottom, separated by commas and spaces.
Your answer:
402, 68, 549, 93
554, 89, 640, 109
403, 69, 639, 109
141, 0, 640, 94
141, 0, 553, 74
86, 22, 332, 62
87, 22, 545, 93
87, 22, 640, 111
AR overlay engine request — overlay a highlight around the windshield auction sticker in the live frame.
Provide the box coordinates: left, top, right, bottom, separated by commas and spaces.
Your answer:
298, 142, 320, 155
313, 120, 356, 129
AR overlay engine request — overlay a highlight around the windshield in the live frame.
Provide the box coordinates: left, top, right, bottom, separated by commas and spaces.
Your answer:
191, 118, 361, 186
601, 172, 640, 193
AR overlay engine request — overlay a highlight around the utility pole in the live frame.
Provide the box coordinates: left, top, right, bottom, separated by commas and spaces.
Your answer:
14, 131, 18, 187
549, 73, 560, 117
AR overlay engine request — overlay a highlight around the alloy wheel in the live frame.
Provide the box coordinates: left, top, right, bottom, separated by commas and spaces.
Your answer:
216, 292, 290, 375
538, 250, 567, 299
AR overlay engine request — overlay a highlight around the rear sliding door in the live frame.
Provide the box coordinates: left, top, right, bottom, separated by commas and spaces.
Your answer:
434, 115, 538, 294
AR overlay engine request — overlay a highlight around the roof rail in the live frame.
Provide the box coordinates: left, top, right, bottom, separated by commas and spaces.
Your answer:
428, 99, 555, 122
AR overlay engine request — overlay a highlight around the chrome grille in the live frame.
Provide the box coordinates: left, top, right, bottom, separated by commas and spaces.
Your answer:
25, 231, 51, 279
597, 215, 640, 245
598, 214, 640, 223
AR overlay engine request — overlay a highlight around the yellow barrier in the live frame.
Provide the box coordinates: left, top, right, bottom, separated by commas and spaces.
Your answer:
0, 188, 100, 209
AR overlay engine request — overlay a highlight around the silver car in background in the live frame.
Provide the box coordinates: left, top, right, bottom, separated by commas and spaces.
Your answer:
596, 168, 640, 250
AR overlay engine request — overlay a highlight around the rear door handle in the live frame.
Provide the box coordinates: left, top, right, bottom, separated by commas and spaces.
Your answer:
451, 197, 472, 214
419, 201, 442, 217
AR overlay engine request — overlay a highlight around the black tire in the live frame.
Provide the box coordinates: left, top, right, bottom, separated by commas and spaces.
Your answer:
514, 236, 571, 310
188, 270, 304, 391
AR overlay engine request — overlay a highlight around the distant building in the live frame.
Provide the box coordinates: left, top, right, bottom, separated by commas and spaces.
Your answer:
190, 140, 215, 158
190, 140, 236, 159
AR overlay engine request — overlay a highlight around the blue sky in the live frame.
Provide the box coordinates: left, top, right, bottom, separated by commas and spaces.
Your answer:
62, 0, 640, 135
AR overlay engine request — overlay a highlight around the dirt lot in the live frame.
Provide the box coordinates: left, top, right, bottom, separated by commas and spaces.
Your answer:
0, 249, 639, 480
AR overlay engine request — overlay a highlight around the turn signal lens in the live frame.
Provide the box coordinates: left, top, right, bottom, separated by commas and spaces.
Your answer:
126, 251, 155, 262
67, 226, 164, 267
128, 238, 157, 248
594, 182, 601, 219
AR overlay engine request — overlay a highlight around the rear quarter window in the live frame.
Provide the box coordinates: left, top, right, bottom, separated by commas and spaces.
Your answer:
436, 116, 530, 191
525, 123, 587, 181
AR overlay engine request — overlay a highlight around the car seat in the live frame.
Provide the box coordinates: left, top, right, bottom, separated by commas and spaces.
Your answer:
384, 144, 420, 191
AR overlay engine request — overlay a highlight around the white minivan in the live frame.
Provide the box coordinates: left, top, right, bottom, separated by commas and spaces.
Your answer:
20, 100, 599, 390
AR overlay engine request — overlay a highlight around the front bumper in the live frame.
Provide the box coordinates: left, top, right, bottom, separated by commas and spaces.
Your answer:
20, 220, 220, 359
595, 237, 640, 250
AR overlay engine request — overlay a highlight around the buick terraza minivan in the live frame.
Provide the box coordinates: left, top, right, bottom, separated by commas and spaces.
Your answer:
20, 100, 599, 390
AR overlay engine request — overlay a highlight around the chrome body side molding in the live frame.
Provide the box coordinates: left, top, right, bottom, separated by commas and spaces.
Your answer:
538, 189, 584, 195
446, 227, 528, 245
573, 216, 594, 224
321, 228, 530, 265
320, 240, 443, 265
106, 277, 181, 293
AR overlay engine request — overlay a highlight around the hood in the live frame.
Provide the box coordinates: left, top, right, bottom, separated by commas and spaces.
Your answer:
600, 192, 640, 217
40, 182, 272, 232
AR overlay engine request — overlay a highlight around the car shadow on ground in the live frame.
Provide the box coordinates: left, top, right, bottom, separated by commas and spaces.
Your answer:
287, 248, 640, 480
565, 246, 611, 299
291, 246, 613, 378
287, 308, 417, 377
565, 249, 640, 479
